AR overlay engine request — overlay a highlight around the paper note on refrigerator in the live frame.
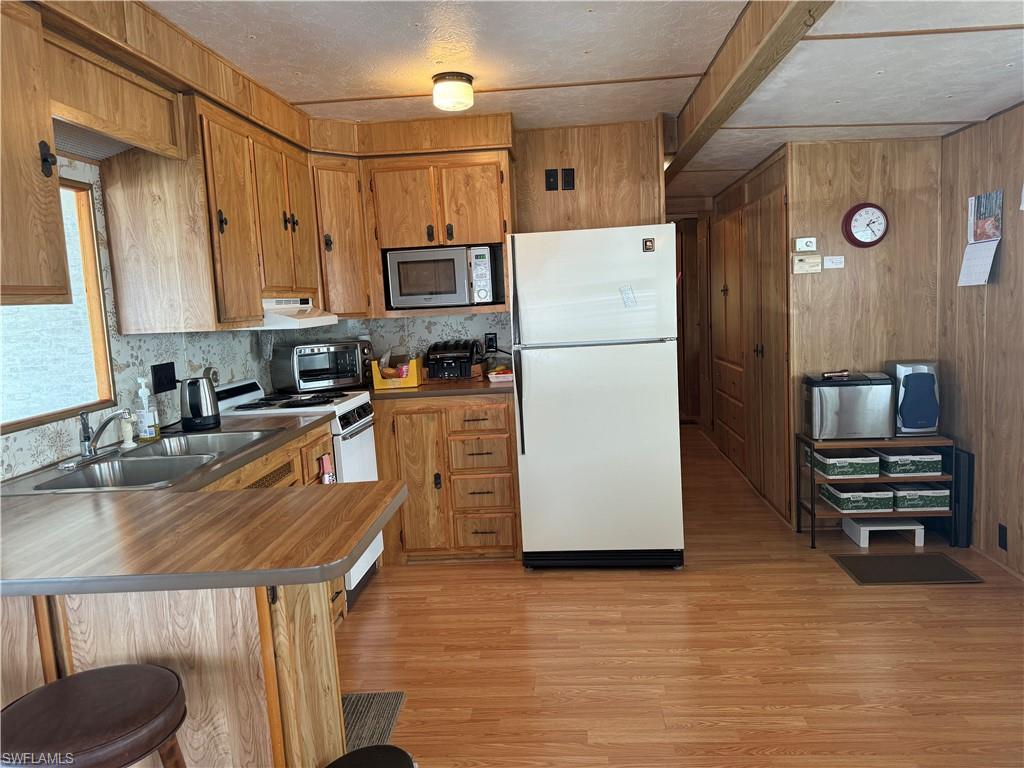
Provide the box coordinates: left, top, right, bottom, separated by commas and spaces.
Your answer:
619, 284, 637, 308
957, 239, 999, 286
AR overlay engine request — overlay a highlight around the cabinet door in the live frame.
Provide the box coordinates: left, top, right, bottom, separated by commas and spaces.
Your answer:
370, 166, 437, 249
251, 140, 293, 293
315, 166, 368, 316
438, 162, 504, 245
394, 411, 449, 551
203, 117, 262, 323
742, 200, 763, 493
284, 156, 320, 294
1, 4, 70, 305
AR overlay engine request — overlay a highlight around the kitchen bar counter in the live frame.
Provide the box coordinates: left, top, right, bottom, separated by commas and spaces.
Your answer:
371, 378, 513, 399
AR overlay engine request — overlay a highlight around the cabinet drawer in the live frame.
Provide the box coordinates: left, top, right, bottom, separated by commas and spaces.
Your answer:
718, 422, 745, 472
448, 435, 510, 472
450, 474, 515, 510
454, 514, 515, 549
713, 360, 743, 402
300, 431, 334, 485
714, 391, 744, 438
445, 405, 508, 434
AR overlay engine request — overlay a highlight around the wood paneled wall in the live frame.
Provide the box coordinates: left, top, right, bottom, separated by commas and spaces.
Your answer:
786, 139, 941, 437
512, 119, 664, 233
937, 106, 1024, 576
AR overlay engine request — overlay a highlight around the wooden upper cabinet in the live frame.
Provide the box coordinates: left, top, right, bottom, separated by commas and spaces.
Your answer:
284, 156, 320, 294
395, 411, 449, 551
252, 140, 294, 293
315, 162, 368, 316
439, 162, 505, 245
370, 165, 438, 249
1, 4, 70, 305
202, 116, 262, 323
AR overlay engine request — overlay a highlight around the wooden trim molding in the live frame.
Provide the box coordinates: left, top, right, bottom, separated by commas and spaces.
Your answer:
803, 23, 1024, 41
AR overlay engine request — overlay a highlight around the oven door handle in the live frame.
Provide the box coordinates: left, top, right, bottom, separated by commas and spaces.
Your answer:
340, 419, 374, 441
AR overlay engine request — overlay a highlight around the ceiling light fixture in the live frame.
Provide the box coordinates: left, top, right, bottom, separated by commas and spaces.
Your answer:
432, 72, 474, 112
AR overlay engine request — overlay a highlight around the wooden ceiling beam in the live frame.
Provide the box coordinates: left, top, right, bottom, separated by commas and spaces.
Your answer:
664, 0, 833, 184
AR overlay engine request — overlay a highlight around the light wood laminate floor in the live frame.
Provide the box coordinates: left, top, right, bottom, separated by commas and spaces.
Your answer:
336, 426, 1024, 767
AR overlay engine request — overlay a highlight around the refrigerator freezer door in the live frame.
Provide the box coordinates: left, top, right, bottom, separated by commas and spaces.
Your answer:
512, 224, 677, 346
515, 341, 684, 553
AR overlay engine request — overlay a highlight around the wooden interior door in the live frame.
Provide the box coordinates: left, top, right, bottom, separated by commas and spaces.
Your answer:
1, 3, 70, 305
395, 411, 450, 551
696, 215, 714, 434
251, 140, 293, 293
758, 186, 790, 520
284, 155, 320, 294
742, 199, 764, 493
678, 219, 701, 422
438, 162, 504, 245
370, 165, 438, 249
202, 117, 262, 323
315, 164, 368, 316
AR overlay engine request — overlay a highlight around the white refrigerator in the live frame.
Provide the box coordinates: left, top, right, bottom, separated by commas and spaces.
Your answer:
510, 224, 684, 568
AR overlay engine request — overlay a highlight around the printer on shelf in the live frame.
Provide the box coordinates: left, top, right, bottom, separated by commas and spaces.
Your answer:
804, 370, 895, 440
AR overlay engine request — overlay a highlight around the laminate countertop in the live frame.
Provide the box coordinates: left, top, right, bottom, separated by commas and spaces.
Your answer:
371, 379, 513, 400
0, 413, 407, 596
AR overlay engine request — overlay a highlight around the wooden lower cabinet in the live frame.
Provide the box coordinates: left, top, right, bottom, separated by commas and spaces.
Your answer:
201, 424, 332, 491
0, 596, 54, 707
374, 393, 521, 563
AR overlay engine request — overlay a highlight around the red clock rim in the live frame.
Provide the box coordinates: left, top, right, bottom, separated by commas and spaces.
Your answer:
842, 202, 888, 248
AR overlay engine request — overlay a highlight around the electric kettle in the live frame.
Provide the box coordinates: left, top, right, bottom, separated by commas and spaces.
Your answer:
179, 367, 221, 432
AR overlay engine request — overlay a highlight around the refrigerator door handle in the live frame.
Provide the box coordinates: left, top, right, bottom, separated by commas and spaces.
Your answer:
510, 235, 521, 346
513, 347, 525, 455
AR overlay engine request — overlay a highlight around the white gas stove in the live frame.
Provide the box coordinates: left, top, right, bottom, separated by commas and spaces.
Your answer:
217, 379, 382, 592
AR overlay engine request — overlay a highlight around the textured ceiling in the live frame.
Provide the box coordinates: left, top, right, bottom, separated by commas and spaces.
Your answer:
671, 1, 1024, 201
151, 0, 742, 127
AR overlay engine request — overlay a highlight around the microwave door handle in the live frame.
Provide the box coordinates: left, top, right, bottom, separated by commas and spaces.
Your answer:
510, 235, 521, 346
513, 348, 525, 455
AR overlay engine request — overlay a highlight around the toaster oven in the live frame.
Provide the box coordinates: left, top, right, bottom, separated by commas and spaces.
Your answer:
270, 340, 372, 393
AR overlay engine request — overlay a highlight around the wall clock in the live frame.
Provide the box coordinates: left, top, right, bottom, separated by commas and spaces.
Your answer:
841, 203, 888, 248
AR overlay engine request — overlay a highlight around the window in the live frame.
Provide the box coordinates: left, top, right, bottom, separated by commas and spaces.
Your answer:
1, 179, 114, 430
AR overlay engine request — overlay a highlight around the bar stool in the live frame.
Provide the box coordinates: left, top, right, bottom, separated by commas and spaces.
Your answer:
1, 664, 187, 768
325, 745, 415, 768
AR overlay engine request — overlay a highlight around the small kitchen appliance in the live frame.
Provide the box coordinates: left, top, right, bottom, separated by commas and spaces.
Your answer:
385, 245, 501, 309
179, 374, 220, 432
270, 340, 372, 393
804, 371, 895, 440
425, 339, 483, 380
885, 360, 940, 435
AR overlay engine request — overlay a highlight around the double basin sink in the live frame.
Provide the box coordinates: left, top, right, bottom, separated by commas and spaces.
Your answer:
27, 431, 280, 493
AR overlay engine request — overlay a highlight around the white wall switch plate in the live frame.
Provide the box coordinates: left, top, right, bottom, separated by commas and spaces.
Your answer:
824, 255, 845, 269
793, 254, 823, 274
793, 237, 818, 252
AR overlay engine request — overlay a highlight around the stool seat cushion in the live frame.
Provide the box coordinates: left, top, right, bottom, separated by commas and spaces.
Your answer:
1, 664, 186, 768
325, 744, 415, 768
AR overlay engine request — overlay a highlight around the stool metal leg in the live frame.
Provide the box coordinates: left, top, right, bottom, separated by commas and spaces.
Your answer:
158, 734, 187, 768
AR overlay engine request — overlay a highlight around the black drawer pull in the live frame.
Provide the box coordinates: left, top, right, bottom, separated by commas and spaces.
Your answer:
471, 529, 497, 535
433, 472, 442, 489
466, 451, 494, 456
463, 417, 489, 422
468, 490, 495, 495
330, 590, 343, 602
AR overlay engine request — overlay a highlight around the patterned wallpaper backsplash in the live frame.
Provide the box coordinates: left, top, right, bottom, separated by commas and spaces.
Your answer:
0, 157, 511, 480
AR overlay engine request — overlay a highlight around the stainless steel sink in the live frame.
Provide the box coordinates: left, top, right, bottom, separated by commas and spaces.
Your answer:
33, 455, 214, 492
122, 430, 280, 458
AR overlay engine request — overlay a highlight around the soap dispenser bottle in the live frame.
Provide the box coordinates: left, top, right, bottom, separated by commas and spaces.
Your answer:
136, 377, 161, 443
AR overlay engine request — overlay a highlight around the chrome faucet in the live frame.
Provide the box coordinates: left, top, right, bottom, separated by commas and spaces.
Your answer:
79, 409, 133, 457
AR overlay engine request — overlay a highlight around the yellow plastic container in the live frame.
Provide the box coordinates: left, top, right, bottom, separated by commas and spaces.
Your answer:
371, 357, 422, 390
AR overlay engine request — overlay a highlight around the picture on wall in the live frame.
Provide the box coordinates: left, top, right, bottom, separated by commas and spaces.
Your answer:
968, 189, 1003, 243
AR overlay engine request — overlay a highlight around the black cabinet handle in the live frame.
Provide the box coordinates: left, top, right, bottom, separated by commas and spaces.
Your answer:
39, 141, 57, 178
289, 213, 298, 232
446, 223, 454, 241
426, 224, 435, 242
217, 209, 228, 233
282, 210, 289, 230
463, 417, 489, 423
433, 472, 442, 489
468, 490, 495, 496
330, 590, 343, 602
471, 529, 497, 535
324, 233, 334, 252
466, 451, 494, 456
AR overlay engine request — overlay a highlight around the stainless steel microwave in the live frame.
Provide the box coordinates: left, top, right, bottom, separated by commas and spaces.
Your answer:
270, 340, 372, 393
385, 246, 499, 309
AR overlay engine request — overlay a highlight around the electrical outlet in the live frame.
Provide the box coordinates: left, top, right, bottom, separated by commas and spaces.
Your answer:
561, 167, 575, 191
151, 362, 177, 394
998, 523, 1008, 551
484, 333, 498, 353
544, 169, 558, 191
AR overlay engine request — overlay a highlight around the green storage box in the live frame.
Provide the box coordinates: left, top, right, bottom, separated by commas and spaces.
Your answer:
820, 484, 894, 513
889, 483, 951, 512
812, 449, 880, 479
873, 448, 943, 476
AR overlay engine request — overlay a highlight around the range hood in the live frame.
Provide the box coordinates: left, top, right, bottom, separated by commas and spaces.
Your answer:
242, 298, 339, 331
